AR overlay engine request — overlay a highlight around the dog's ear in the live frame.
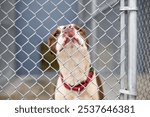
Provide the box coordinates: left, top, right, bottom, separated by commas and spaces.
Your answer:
48, 29, 61, 54
48, 34, 56, 54
48, 31, 56, 54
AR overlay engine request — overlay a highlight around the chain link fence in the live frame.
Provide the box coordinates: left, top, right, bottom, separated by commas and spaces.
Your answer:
0, 0, 149, 100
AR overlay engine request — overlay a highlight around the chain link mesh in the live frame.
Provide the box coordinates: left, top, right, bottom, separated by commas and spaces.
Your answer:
136, 0, 150, 100
1, 0, 146, 100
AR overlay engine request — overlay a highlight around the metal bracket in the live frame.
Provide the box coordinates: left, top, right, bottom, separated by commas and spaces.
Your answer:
120, 89, 137, 96
120, 7, 138, 11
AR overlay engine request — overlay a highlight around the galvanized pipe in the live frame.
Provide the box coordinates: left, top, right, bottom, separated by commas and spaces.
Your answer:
120, 0, 126, 100
128, 0, 138, 100
91, 0, 98, 69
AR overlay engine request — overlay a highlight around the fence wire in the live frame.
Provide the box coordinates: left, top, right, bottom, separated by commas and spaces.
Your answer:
0, 0, 147, 100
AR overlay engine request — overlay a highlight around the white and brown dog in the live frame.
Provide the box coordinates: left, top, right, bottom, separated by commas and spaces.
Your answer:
48, 24, 104, 100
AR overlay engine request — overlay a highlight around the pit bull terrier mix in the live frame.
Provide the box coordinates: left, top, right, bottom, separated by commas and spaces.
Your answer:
48, 24, 104, 100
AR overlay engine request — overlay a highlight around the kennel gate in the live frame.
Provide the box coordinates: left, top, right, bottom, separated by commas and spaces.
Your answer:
0, 0, 140, 100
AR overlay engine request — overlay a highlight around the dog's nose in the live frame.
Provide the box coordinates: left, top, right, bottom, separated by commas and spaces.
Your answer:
64, 25, 75, 37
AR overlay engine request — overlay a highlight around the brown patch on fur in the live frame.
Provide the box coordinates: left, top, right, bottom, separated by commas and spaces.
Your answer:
96, 76, 104, 99
74, 25, 89, 49
48, 29, 61, 54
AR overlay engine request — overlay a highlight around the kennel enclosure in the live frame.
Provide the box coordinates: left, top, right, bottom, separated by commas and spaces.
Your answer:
0, 0, 149, 100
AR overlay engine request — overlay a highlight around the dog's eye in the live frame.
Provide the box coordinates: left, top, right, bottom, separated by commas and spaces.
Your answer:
74, 25, 80, 30
54, 33, 59, 37
74, 25, 82, 32
74, 26, 86, 37
54, 30, 61, 37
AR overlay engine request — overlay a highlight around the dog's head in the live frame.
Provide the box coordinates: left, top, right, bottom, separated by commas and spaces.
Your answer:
48, 24, 89, 54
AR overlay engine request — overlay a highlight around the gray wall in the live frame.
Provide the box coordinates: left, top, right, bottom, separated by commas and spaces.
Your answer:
0, 0, 16, 85
79, 0, 121, 78
15, 0, 78, 75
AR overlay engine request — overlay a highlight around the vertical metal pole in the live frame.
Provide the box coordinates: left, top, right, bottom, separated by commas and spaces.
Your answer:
120, 0, 126, 100
128, 0, 137, 100
91, 0, 98, 69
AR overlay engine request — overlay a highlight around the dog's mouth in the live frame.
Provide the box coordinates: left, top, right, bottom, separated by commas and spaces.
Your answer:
59, 34, 83, 52
64, 37, 80, 46
57, 24, 85, 52
59, 37, 82, 52
63, 26, 81, 46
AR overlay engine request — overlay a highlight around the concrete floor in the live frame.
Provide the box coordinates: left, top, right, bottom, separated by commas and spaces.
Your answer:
0, 75, 120, 100
0, 74, 149, 100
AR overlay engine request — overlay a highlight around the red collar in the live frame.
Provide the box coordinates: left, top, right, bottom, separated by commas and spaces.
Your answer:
60, 67, 94, 92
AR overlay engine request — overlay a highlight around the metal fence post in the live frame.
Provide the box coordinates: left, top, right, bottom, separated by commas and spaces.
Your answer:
128, 0, 138, 100
120, 0, 126, 100
91, 0, 98, 69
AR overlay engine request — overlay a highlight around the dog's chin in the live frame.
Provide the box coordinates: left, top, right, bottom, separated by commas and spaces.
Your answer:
57, 40, 91, 86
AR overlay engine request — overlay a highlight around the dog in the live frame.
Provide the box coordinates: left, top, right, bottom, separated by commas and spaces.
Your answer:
48, 24, 104, 100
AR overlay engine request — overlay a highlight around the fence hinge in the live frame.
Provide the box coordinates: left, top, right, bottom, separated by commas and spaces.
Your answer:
120, 89, 137, 96
120, 6, 138, 11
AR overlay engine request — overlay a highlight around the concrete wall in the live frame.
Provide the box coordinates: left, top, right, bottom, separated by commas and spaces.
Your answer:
0, 0, 16, 85
15, 0, 78, 75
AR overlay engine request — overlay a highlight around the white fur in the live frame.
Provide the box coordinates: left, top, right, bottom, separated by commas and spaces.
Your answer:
55, 72, 100, 100
54, 24, 100, 100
